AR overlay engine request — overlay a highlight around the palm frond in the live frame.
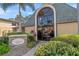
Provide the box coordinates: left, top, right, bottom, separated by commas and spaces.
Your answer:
26, 3, 35, 11
19, 3, 35, 11
1, 3, 16, 11
19, 3, 26, 11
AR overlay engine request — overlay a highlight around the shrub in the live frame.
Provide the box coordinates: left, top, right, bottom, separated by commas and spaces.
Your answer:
27, 34, 35, 43
0, 31, 10, 55
27, 34, 36, 48
27, 42, 36, 48
51, 35, 79, 48
0, 43, 10, 55
0, 30, 9, 45
0, 36, 9, 45
35, 41, 79, 56
7, 32, 27, 35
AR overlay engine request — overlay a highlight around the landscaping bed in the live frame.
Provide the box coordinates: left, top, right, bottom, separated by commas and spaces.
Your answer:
51, 34, 79, 48
27, 33, 37, 48
35, 34, 79, 56
0, 31, 36, 56
0, 36, 10, 55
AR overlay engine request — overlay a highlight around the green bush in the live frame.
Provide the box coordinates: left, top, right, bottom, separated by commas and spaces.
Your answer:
27, 34, 35, 43
0, 43, 10, 55
0, 36, 9, 45
35, 41, 79, 56
0, 31, 10, 55
27, 42, 36, 48
27, 34, 36, 48
51, 35, 79, 48
7, 32, 27, 35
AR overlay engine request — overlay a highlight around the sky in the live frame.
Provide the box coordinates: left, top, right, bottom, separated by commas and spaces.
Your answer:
0, 3, 77, 19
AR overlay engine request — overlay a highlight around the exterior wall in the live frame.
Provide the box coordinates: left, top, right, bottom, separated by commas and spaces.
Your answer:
0, 20, 12, 26
25, 26, 35, 33
0, 20, 17, 36
24, 22, 78, 36
57, 22, 78, 35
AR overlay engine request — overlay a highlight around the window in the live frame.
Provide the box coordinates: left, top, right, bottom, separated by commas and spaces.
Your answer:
37, 7, 54, 26
12, 22, 16, 26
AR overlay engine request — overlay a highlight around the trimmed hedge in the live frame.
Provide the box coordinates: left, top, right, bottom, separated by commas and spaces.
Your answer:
51, 35, 79, 48
7, 32, 27, 35
0, 43, 10, 55
35, 41, 79, 56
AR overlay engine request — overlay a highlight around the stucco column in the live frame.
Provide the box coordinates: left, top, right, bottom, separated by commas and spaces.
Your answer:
17, 22, 22, 32
35, 13, 38, 41
77, 3, 79, 33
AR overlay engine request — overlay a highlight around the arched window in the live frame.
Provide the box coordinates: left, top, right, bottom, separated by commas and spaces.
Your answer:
37, 7, 54, 26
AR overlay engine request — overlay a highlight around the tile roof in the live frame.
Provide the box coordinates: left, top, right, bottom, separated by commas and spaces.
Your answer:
0, 18, 18, 23
23, 3, 77, 27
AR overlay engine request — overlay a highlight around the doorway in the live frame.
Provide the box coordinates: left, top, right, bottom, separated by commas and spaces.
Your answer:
36, 6, 55, 41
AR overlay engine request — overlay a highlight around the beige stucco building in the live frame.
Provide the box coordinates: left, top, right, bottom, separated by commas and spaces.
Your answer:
0, 3, 78, 37
0, 18, 18, 36
57, 21, 78, 35
20, 3, 77, 36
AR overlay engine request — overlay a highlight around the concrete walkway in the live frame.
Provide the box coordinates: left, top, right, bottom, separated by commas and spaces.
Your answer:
4, 41, 48, 56
23, 41, 48, 56
4, 44, 30, 56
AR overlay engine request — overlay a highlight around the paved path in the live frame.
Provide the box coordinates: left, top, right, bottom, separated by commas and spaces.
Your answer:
4, 41, 48, 56
23, 41, 48, 56
4, 45, 30, 56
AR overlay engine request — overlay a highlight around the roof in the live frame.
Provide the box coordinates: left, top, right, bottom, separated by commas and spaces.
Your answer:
23, 3, 77, 27
0, 18, 18, 23
15, 14, 31, 25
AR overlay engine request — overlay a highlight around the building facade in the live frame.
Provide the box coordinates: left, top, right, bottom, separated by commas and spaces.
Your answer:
0, 3, 77, 37
0, 18, 18, 36
23, 3, 77, 36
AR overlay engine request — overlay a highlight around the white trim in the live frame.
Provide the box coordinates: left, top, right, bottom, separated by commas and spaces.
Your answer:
35, 5, 57, 41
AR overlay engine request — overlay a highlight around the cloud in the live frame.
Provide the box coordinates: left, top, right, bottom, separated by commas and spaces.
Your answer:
0, 8, 5, 15
0, 7, 18, 19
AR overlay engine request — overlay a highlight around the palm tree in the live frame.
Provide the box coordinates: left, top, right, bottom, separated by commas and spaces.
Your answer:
1, 3, 35, 32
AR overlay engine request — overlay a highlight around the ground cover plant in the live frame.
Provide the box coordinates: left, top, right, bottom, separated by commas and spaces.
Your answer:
35, 34, 79, 56
0, 43, 10, 55
35, 41, 79, 56
51, 34, 79, 48
0, 31, 10, 55
0, 36, 10, 55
